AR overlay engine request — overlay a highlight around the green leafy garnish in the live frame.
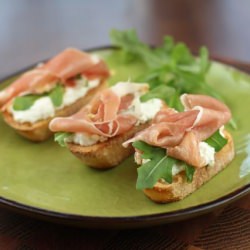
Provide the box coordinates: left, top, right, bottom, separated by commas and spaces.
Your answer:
205, 130, 228, 152
139, 85, 184, 111
110, 29, 210, 90
131, 131, 227, 189
49, 84, 64, 107
12, 83, 64, 111
133, 141, 178, 189
184, 164, 195, 182
140, 85, 175, 104
110, 30, 237, 122
54, 132, 72, 147
132, 140, 156, 160
12, 95, 42, 111
132, 141, 198, 189
110, 29, 152, 64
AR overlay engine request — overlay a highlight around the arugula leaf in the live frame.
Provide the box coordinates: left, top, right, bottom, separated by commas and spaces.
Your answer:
167, 88, 184, 111
140, 85, 176, 104
205, 130, 228, 152
199, 47, 210, 74
133, 141, 178, 189
132, 140, 155, 159
133, 130, 227, 189
229, 118, 238, 130
110, 29, 155, 65
12, 83, 65, 111
54, 132, 72, 147
111, 30, 237, 129
49, 84, 64, 107
12, 95, 42, 111
170, 43, 194, 67
110, 30, 231, 113
184, 164, 195, 182
133, 140, 197, 189
136, 153, 176, 190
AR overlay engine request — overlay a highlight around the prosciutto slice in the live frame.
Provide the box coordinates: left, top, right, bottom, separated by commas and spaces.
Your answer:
49, 87, 138, 137
124, 94, 231, 168
0, 48, 109, 108
43, 48, 109, 81
0, 69, 58, 108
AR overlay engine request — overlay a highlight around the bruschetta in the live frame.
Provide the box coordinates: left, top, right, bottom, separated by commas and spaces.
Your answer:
49, 82, 166, 168
123, 94, 235, 203
0, 48, 109, 141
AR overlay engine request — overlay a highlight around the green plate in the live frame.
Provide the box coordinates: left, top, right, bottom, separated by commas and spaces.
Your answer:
0, 47, 249, 229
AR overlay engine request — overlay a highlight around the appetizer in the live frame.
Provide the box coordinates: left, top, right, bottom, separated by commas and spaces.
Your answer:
49, 82, 166, 168
123, 94, 235, 203
0, 48, 109, 141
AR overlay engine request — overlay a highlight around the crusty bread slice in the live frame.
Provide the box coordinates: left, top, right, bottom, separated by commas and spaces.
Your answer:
143, 130, 234, 203
67, 122, 150, 169
2, 81, 106, 142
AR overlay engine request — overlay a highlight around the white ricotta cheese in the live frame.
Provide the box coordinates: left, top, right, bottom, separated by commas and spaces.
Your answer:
90, 54, 101, 64
71, 101, 163, 145
68, 132, 107, 146
138, 98, 163, 123
123, 97, 162, 125
10, 77, 100, 124
199, 141, 215, 166
11, 97, 55, 123
172, 163, 185, 176
111, 82, 148, 97
69, 85, 162, 146
142, 158, 150, 164
219, 125, 225, 137
63, 78, 100, 106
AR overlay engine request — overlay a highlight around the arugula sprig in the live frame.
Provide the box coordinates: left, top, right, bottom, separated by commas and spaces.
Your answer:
13, 95, 42, 111
54, 132, 72, 147
12, 83, 64, 111
132, 141, 177, 189
132, 128, 227, 190
110, 30, 237, 118
139, 85, 183, 111
111, 30, 237, 128
110, 30, 210, 88
132, 141, 195, 190
205, 130, 228, 152
49, 84, 64, 107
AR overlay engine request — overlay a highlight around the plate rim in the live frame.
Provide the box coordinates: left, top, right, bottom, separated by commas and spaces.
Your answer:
0, 183, 249, 229
0, 46, 250, 229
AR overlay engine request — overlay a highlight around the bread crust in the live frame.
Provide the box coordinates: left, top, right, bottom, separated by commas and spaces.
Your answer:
143, 130, 235, 203
67, 122, 150, 169
2, 81, 106, 142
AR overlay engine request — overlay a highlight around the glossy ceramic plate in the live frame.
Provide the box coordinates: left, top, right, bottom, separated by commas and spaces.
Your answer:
0, 48, 249, 229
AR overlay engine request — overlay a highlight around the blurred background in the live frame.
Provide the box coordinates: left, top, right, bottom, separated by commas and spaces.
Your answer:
0, 0, 249, 78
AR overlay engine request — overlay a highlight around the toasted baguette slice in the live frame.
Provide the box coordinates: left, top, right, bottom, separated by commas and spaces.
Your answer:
2, 81, 106, 142
67, 122, 150, 169
143, 130, 234, 203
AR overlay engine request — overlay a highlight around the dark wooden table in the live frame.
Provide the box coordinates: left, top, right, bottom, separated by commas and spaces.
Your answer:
0, 1, 250, 249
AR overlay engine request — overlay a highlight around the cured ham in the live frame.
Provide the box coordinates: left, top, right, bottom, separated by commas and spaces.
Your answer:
124, 94, 232, 168
0, 48, 109, 108
81, 59, 110, 79
43, 48, 109, 81
49, 86, 140, 137
0, 69, 58, 108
